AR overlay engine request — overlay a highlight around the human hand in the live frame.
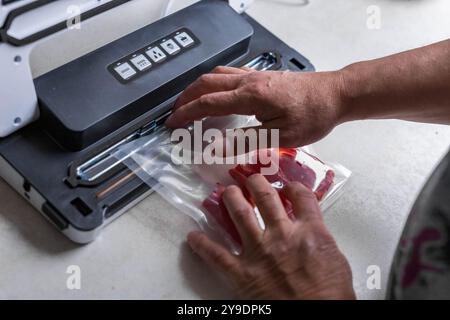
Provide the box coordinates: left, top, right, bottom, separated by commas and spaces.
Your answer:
165, 66, 346, 147
187, 174, 355, 300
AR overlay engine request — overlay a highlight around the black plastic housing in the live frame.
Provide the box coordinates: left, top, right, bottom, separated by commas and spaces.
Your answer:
0, 2, 314, 235
35, 1, 254, 151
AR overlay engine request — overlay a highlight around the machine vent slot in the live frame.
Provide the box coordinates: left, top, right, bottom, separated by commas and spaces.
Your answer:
289, 58, 305, 70
71, 198, 93, 216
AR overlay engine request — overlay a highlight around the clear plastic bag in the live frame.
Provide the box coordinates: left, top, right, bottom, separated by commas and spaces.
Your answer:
114, 115, 351, 253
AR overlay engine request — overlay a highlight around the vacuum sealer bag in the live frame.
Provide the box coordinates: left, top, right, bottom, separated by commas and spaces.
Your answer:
114, 116, 351, 252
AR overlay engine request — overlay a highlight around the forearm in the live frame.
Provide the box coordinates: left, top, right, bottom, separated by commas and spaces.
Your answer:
337, 39, 450, 125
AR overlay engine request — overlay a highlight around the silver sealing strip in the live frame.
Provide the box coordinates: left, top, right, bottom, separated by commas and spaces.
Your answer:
75, 111, 172, 185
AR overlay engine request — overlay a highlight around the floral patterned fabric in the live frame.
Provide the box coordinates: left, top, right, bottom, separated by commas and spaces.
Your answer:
388, 150, 450, 299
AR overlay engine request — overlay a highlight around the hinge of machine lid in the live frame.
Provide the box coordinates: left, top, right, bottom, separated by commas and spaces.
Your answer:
244, 51, 281, 71
228, 0, 253, 14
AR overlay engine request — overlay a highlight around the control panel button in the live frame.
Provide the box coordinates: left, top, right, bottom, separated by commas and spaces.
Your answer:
109, 28, 198, 83
130, 54, 152, 71
160, 39, 180, 55
114, 62, 136, 80
146, 46, 167, 63
174, 32, 195, 48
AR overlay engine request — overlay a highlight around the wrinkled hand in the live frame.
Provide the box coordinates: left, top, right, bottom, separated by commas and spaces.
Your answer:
187, 174, 355, 300
165, 66, 345, 147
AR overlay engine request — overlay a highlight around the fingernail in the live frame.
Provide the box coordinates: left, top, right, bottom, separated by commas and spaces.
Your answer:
187, 231, 202, 249
187, 231, 202, 242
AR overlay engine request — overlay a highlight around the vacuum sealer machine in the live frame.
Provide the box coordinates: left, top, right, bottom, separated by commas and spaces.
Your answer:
0, 0, 314, 243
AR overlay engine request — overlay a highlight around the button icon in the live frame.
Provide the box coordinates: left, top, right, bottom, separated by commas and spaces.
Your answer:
130, 54, 152, 71
146, 46, 167, 63
114, 62, 136, 80
174, 32, 195, 48
160, 39, 180, 55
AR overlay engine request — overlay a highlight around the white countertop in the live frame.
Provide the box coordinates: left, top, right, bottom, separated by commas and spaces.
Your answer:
1, 0, 449, 299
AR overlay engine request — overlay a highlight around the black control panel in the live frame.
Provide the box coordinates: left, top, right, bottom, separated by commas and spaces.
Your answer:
108, 28, 200, 84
